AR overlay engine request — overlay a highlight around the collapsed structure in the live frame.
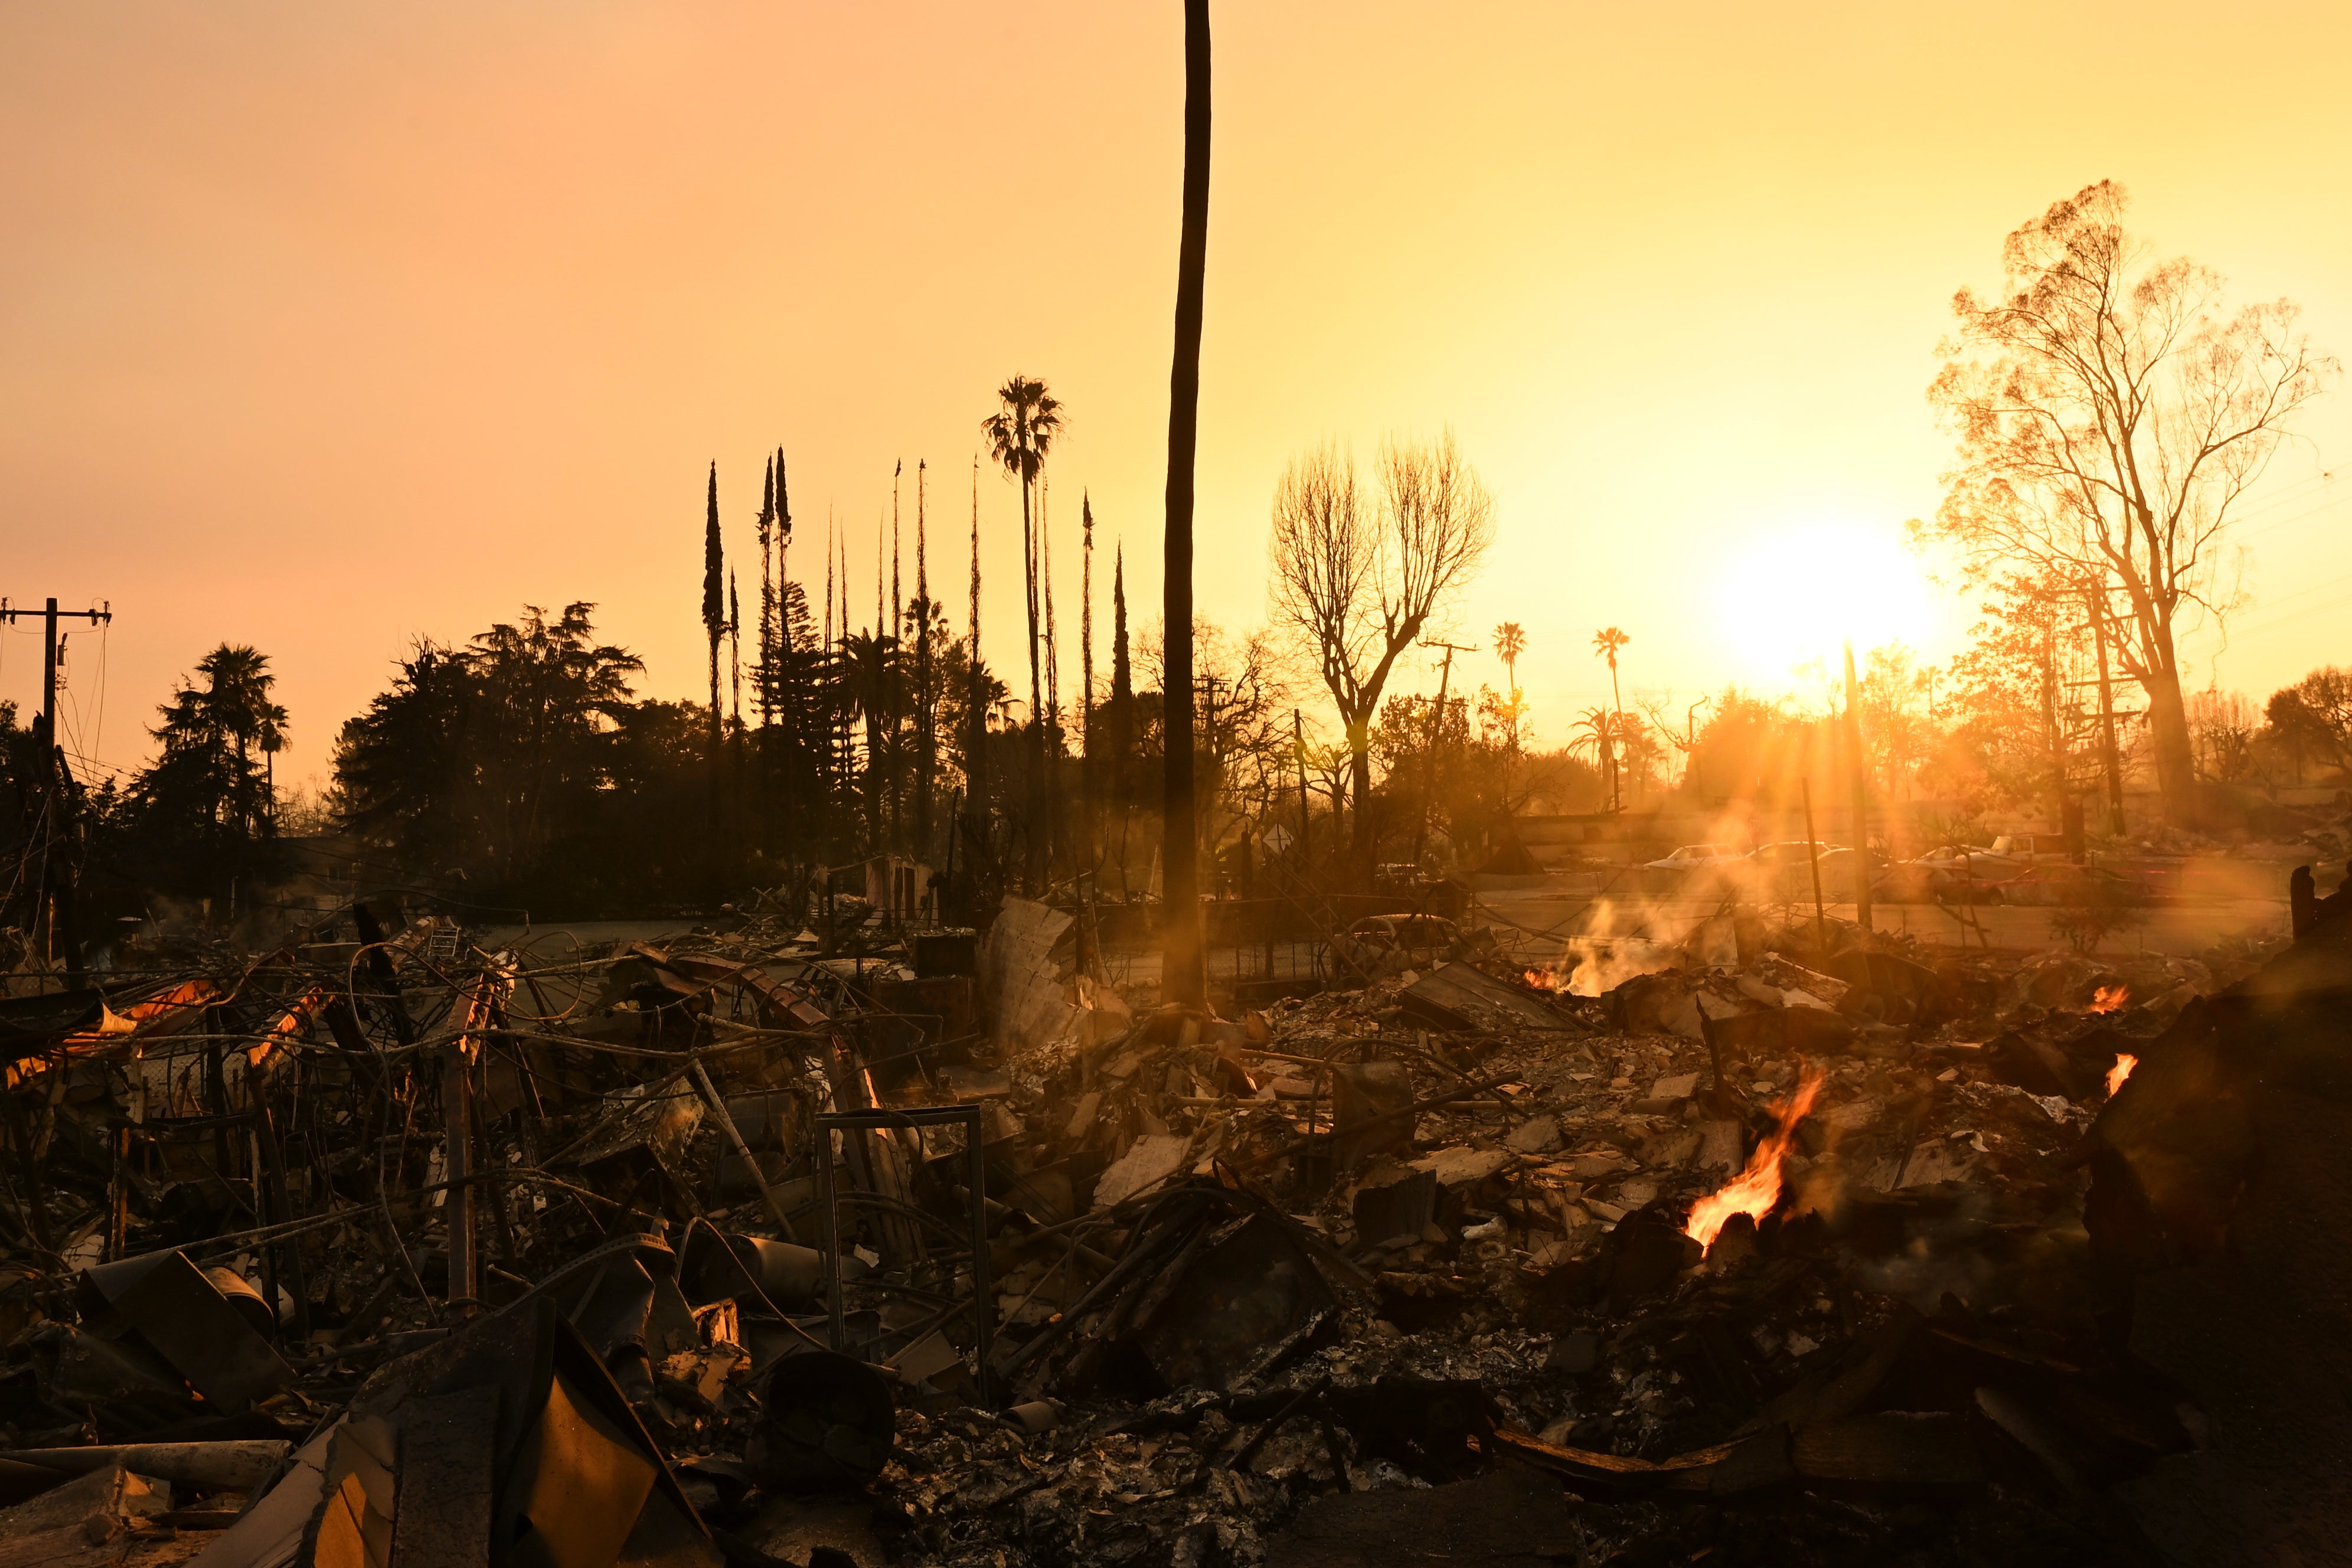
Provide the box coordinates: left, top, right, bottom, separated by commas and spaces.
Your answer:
0, 870, 2344, 1567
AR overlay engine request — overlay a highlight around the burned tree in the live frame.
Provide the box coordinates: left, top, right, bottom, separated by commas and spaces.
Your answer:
1918, 180, 2337, 829
1268, 432, 1494, 887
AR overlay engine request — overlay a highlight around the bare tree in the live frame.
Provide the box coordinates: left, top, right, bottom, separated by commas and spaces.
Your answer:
1269, 430, 1494, 884
1916, 180, 2337, 828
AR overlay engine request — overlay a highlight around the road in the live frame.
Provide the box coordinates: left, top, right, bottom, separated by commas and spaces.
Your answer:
1468, 884, 2289, 962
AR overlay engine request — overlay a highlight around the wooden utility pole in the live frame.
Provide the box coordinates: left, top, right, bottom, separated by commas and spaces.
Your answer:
1801, 777, 1828, 955
1841, 642, 1873, 937
1159, 0, 1211, 1009
1413, 639, 1476, 870
1, 597, 112, 988
443, 973, 501, 1317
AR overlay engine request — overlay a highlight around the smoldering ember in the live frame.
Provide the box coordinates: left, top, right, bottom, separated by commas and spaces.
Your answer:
8, 8, 2352, 1568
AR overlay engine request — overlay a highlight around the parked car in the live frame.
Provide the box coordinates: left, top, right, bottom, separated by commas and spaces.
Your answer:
1913, 844, 2022, 877
1988, 834, 2076, 865
1990, 864, 2150, 907
1644, 844, 1748, 871
1884, 845, 2017, 903
1812, 846, 1890, 900
1327, 913, 1461, 979
1738, 841, 1841, 901
1749, 840, 1838, 867
1643, 842, 1749, 898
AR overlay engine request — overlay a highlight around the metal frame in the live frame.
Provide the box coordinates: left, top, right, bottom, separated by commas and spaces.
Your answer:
814, 1104, 992, 1404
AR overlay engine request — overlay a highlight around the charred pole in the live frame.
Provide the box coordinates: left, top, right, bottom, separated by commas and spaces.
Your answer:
1160, 0, 1211, 1007
1842, 641, 1873, 936
1082, 492, 1097, 867
968, 456, 986, 865
1, 595, 112, 986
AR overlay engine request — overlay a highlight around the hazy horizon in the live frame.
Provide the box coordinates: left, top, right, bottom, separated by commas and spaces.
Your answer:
6, 2, 2348, 791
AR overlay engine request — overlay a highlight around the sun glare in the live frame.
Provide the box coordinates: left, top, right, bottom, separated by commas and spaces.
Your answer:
1712, 522, 1939, 685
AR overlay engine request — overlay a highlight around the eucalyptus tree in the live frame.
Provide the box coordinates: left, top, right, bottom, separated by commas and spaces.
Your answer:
1917, 180, 2336, 828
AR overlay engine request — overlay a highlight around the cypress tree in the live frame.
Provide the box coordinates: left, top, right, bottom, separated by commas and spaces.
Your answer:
1110, 543, 1133, 828
780, 446, 809, 870
914, 459, 933, 864
757, 456, 776, 732
703, 462, 725, 836
1111, 543, 1132, 707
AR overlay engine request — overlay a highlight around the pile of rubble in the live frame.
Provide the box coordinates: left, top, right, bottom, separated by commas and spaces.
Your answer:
0, 870, 2343, 1566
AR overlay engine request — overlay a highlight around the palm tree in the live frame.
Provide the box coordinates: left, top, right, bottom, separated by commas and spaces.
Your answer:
1493, 622, 1525, 698
192, 644, 287, 835
1593, 626, 1630, 811
983, 374, 1063, 885
1160, 0, 1211, 1004
1492, 620, 1527, 753
1567, 705, 1617, 808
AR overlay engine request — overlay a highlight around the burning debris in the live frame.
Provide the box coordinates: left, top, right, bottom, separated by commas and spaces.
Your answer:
0, 871, 2335, 1566
1682, 1066, 1824, 1253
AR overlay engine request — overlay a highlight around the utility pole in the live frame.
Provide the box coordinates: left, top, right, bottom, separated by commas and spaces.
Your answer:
2086, 583, 2126, 836
1841, 641, 1873, 939
1292, 708, 1312, 874
1, 597, 113, 989
1413, 640, 1477, 871
1801, 778, 1828, 956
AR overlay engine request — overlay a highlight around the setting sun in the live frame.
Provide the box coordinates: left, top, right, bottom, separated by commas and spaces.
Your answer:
1711, 521, 1946, 686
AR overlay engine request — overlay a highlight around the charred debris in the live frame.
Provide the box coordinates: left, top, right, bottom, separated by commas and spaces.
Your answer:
0, 873, 2346, 1568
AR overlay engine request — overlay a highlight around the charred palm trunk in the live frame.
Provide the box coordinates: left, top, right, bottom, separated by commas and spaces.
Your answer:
1160, 0, 1211, 1007
1022, 471, 1044, 890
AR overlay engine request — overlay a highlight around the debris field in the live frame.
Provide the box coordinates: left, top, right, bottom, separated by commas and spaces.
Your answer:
1, 871, 2348, 1567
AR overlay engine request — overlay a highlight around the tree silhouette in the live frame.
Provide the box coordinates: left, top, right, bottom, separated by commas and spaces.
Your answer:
1269, 433, 1495, 887
1593, 626, 1629, 811
701, 462, 726, 836
983, 374, 1063, 886
1918, 180, 2337, 828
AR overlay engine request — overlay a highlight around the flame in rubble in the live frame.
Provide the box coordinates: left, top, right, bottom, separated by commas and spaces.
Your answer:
1523, 965, 1560, 993
2089, 984, 2130, 1014
1684, 1065, 1827, 1253
2105, 1053, 2138, 1096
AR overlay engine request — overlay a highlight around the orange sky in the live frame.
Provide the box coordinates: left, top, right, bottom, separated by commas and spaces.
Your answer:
5, 2, 2348, 789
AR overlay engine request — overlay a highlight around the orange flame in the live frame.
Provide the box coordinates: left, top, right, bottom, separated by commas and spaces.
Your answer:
1523, 965, 1560, 993
2089, 984, 2130, 1014
2105, 1053, 2138, 1096
1684, 1065, 1827, 1253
